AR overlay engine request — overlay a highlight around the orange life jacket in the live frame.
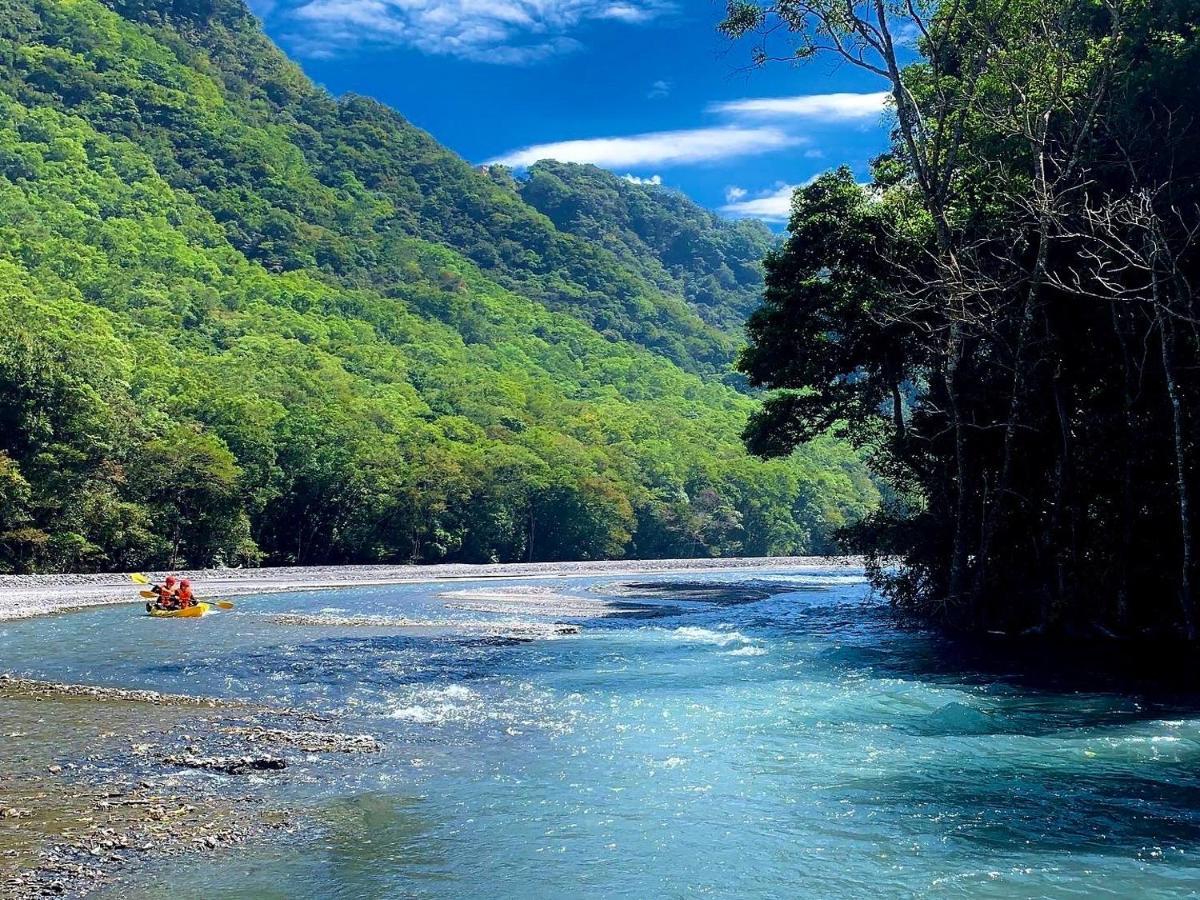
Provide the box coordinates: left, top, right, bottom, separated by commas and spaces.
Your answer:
177, 585, 195, 607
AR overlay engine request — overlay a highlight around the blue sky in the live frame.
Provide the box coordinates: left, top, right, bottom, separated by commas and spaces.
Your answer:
252, 0, 895, 222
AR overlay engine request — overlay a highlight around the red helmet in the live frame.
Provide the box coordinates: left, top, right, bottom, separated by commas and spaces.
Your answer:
165, 576, 177, 586
180, 579, 191, 588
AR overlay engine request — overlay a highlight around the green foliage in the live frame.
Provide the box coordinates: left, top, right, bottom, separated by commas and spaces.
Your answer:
741, 167, 928, 453
0, 0, 879, 572
734, 0, 1200, 637
517, 161, 776, 332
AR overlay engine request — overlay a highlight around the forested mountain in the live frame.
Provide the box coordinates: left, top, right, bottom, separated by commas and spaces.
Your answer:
23, 0, 736, 375
515, 161, 776, 332
0, 0, 878, 573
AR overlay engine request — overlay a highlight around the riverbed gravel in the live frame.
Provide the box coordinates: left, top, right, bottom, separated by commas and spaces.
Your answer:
0, 676, 385, 898
0, 557, 861, 621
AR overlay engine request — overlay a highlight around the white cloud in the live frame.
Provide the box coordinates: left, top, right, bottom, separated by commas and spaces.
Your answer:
623, 173, 662, 185
724, 186, 747, 202
487, 126, 801, 168
710, 91, 890, 122
893, 21, 921, 47
722, 172, 875, 220
647, 79, 672, 100
600, 3, 658, 22
720, 183, 801, 221
286, 0, 675, 62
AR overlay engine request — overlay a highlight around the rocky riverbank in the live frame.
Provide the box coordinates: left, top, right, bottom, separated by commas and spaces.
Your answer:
0, 557, 860, 621
0, 674, 382, 898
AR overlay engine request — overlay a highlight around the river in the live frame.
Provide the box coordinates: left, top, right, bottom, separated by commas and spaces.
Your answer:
4, 565, 1200, 898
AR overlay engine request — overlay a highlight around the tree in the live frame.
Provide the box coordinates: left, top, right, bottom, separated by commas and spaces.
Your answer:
726, 0, 1200, 637
133, 426, 258, 567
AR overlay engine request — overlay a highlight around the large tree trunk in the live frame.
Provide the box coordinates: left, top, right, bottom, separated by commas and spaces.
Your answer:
1108, 303, 1137, 629
891, 381, 906, 439
1158, 305, 1196, 640
971, 268, 1041, 614
945, 323, 972, 609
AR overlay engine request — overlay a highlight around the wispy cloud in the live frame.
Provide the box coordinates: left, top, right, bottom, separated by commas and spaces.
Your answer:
647, 79, 672, 100
623, 173, 662, 185
488, 126, 801, 168
600, 2, 660, 22
722, 173, 875, 221
283, 0, 675, 62
711, 91, 890, 123
720, 183, 801, 221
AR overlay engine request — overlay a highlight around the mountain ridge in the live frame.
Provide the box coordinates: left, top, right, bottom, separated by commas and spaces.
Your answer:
515, 160, 776, 332
0, 0, 878, 572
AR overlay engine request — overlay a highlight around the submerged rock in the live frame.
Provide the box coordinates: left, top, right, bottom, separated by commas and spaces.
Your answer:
441, 586, 657, 619
914, 701, 998, 736
259, 612, 582, 640
0, 674, 238, 709
264, 613, 419, 627
161, 754, 287, 775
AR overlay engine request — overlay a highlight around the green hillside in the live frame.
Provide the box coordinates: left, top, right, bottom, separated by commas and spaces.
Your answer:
516, 161, 776, 332
24, 0, 738, 376
0, 0, 878, 572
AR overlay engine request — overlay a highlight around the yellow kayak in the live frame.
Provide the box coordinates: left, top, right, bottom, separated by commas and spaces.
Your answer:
146, 602, 211, 618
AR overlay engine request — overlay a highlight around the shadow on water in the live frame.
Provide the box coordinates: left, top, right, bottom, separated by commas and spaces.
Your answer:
770, 595, 1200, 709
755, 597, 1200, 862
139, 632, 532, 700
840, 767, 1200, 856
599, 579, 829, 606
592, 601, 690, 620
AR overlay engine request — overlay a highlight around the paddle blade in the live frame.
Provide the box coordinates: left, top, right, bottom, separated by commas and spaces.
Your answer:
140, 590, 157, 599
131, 573, 151, 584
214, 600, 234, 610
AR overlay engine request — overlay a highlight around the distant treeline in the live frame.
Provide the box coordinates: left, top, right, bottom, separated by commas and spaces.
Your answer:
727, 0, 1200, 638
0, 0, 879, 572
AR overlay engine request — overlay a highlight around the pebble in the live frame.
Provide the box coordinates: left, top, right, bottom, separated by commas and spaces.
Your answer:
222, 726, 383, 753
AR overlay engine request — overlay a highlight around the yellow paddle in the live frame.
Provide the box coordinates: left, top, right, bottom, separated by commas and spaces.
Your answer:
131, 574, 235, 609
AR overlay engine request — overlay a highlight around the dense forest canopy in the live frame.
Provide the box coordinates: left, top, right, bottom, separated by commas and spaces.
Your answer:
725, 0, 1200, 638
0, 0, 880, 573
512, 161, 777, 333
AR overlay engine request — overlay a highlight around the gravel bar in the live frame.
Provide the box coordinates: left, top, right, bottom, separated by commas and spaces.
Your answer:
0, 556, 864, 621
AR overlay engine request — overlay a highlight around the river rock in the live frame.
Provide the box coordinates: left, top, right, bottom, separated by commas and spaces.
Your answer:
220, 726, 383, 753
161, 754, 287, 775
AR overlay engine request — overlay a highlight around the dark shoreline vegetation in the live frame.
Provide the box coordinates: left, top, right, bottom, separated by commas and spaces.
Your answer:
724, 0, 1200, 641
0, 0, 880, 574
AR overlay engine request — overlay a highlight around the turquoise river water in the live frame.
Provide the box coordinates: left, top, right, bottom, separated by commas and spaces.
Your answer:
4, 566, 1200, 898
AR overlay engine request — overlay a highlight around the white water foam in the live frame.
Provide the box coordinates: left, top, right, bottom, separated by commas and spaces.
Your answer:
666, 626, 769, 657
389, 705, 455, 724
668, 626, 753, 646
722, 645, 768, 657
387, 684, 479, 725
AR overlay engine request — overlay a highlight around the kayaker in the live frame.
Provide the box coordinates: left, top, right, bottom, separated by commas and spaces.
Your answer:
176, 579, 196, 609
154, 576, 180, 610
